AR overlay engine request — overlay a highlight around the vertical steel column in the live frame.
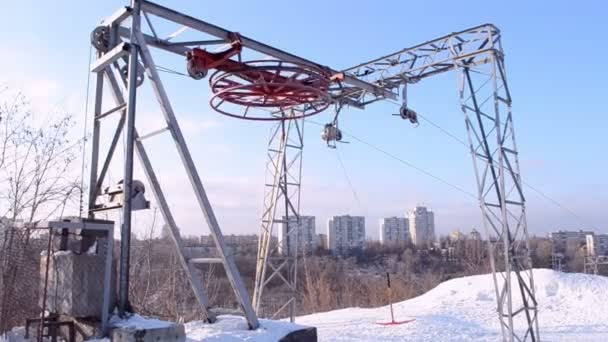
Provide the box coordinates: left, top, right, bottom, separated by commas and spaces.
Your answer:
118, 0, 141, 316
87, 72, 104, 216
253, 112, 303, 322
457, 40, 539, 341
101, 224, 114, 335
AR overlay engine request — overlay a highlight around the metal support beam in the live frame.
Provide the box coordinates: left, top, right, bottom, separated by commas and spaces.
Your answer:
253, 112, 303, 322
340, 24, 500, 106
96, 103, 126, 120
117, 0, 141, 317
138, 0, 393, 100
87, 71, 104, 215
101, 6, 132, 26
117, 26, 190, 56
457, 35, 539, 341
101, 224, 114, 335
90, 42, 131, 73
103, 66, 218, 323
133, 28, 259, 329
93, 112, 125, 201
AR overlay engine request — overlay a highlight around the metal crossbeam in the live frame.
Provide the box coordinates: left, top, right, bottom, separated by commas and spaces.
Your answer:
138, 0, 393, 101
339, 24, 498, 106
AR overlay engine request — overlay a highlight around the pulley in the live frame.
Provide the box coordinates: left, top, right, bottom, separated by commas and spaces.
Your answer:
186, 32, 242, 80
399, 105, 418, 125
394, 81, 419, 126
321, 123, 343, 147
119, 61, 145, 87
321, 103, 349, 148
91, 26, 110, 52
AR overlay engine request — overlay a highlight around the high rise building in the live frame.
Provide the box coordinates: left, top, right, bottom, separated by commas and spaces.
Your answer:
379, 217, 409, 245
327, 215, 365, 256
408, 206, 435, 247
551, 230, 593, 253
279, 215, 316, 255
586, 234, 608, 256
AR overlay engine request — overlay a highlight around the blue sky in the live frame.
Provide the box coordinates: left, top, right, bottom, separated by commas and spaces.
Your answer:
1, 0, 606, 239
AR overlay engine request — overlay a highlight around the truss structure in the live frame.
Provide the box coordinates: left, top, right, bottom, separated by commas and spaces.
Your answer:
337, 25, 539, 342
87, 2, 538, 340
253, 112, 304, 321
552, 252, 564, 272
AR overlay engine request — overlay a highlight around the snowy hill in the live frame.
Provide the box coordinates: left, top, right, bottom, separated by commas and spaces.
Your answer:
297, 269, 608, 341
3, 269, 607, 341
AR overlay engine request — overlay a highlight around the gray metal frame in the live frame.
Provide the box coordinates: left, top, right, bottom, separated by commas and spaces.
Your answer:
88, 0, 260, 330
252, 112, 304, 321
87, 2, 537, 340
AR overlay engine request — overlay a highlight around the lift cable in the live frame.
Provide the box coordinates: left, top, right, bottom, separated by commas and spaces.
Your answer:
306, 118, 477, 199
334, 148, 364, 210
156, 65, 190, 78
388, 98, 599, 230
79, 44, 94, 217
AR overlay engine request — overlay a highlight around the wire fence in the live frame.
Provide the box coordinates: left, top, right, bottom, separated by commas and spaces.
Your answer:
0, 222, 114, 341
0, 225, 50, 337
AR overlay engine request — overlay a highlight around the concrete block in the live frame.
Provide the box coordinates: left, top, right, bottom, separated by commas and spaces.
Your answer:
41, 251, 114, 318
111, 322, 186, 342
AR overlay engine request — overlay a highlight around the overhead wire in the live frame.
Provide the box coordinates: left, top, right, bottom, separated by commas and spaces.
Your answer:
334, 148, 364, 210
336, 97, 597, 230
306, 118, 477, 199
385, 98, 598, 229
156, 65, 190, 78
79, 44, 94, 217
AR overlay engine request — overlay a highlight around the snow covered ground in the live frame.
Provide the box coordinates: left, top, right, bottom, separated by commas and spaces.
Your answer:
3, 269, 607, 341
184, 316, 307, 341
297, 269, 608, 341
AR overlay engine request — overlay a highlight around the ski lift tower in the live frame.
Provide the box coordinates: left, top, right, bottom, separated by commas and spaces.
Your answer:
87, 1, 538, 340
336, 26, 540, 341
252, 24, 540, 342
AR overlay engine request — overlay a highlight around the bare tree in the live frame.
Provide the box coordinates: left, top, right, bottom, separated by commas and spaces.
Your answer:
0, 92, 83, 333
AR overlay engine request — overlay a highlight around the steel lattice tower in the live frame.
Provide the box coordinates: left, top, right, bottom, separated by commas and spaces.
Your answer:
253, 112, 304, 321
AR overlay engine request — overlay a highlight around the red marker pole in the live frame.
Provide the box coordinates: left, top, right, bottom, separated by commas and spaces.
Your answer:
387, 272, 395, 323
375, 272, 416, 326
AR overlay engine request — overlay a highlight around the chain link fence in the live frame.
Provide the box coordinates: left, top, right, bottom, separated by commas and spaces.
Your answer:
1, 221, 114, 341
0, 224, 50, 337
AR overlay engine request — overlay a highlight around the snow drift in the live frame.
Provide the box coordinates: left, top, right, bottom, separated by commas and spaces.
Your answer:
297, 269, 608, 341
